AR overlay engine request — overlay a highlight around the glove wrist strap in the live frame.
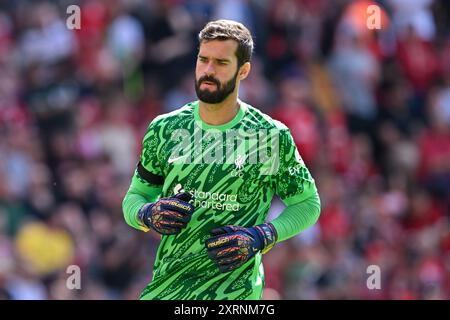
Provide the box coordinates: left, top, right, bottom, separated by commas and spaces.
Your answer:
137, 203, 154, 228
255, 223, 278, 254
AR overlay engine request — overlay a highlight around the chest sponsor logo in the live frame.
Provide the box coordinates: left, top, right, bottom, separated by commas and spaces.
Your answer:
173, 184, 240, 211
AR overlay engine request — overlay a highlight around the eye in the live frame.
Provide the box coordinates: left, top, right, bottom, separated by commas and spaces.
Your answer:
198, 56, 208, 63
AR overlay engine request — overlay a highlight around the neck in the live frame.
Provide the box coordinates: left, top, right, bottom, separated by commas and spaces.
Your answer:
198, 92, 240, 126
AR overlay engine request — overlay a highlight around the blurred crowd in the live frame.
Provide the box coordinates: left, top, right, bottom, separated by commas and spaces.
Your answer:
0, 0, 450, 300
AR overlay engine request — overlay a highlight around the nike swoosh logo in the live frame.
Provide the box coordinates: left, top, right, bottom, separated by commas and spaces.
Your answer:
168, 155, 188, 163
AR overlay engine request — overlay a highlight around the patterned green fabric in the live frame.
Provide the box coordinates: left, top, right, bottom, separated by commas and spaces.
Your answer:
123, 100, 319, 300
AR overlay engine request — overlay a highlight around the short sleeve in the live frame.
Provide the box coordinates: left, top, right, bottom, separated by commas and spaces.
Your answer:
273, 129, 318, 206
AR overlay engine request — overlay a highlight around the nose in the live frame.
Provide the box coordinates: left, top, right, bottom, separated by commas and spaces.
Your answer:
204, 61, 215, 76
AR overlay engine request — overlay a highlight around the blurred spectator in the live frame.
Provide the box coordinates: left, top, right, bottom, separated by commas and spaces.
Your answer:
388, 0, 436, 41
271, 76, 321, 165
418, 97, 450, 200
328, 25, 380, 134
396, 25, 439, 95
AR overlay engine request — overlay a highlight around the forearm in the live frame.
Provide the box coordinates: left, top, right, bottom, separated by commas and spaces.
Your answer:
205, 193, 321, 272
122, 173, 162, 231
270, 192, 321, 242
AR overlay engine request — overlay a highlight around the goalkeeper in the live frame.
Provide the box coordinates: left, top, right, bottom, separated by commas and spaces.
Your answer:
122, 19, 321, 300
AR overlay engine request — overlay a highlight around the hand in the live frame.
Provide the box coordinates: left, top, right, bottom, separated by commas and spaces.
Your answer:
138, 192, 194, 235
205, 223, 277, 273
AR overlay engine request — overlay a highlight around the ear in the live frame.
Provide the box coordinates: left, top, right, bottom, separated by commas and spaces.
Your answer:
238, 62, 251, 81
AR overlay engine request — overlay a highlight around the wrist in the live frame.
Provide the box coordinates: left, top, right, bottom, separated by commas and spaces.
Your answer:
254, 223, 278, 254
137, 203, 154, 228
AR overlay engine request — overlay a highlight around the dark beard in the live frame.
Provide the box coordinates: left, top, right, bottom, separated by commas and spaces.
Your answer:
195, 70, 239, 104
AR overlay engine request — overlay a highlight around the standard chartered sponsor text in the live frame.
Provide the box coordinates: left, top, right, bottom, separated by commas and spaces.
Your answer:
189, 189, 240, 211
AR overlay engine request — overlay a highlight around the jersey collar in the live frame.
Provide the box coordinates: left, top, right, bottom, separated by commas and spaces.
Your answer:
193, 99, 247, 131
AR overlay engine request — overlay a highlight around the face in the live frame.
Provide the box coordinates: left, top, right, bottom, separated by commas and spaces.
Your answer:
195, 39, 249, 104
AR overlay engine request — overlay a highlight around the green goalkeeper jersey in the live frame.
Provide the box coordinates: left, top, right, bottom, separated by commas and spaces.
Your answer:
123, 100, 318, 300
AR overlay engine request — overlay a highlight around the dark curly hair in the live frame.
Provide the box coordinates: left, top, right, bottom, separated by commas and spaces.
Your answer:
198, 19, 254, 68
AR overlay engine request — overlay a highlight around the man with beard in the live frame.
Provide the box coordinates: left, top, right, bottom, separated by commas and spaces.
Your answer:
122, 19, 321, 300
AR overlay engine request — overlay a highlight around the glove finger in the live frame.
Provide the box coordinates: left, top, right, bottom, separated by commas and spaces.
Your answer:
217, 254, 243, 266
205, 234, 240, 250
160, 200, 194, 216
208, 227, 229, 237
206, 245, 239, 261
158, 210, 191, 223
151, 215, 187, 231
207, 251, 241, 273
208, 225, 239, 237
218, 264, 235, 273
158, 226, 182, 235
215, 246, 240, 259
217, 258, 244, 273
157, 219, 186, 228
173, 191, 193, 202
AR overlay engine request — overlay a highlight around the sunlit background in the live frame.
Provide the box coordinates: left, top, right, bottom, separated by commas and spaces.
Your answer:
0, 0, 449, 299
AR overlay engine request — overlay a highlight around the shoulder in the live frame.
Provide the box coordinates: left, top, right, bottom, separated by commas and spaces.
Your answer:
146, 102, 195, 131
242, 101, 290, 132
242, 102, 296, 152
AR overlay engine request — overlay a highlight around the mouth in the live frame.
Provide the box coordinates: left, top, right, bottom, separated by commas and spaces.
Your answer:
201, 81, 218, 89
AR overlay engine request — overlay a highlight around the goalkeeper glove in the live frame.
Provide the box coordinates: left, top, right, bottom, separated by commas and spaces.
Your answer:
205, 223, 278, 273
138, 192, 194, 235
